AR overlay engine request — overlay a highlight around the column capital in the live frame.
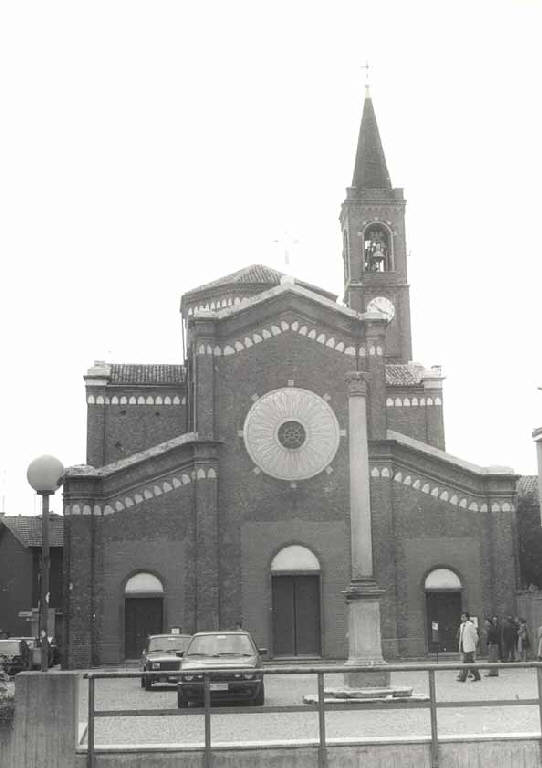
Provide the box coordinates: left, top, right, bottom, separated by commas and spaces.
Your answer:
345, 370, 370, 397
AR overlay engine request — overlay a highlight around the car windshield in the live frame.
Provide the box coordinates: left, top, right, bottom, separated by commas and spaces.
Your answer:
0, 641, 21, 655
186, 634, 254, 657
147, 636, 190, 653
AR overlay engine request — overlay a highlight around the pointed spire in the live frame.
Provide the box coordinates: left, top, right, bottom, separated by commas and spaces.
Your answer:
352, 91, 392, 190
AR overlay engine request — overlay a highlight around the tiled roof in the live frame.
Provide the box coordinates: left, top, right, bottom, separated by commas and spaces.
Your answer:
385, 364, 425, 386
183, 264, 336, 301
518, 476, 539, 500
110, 364, 186, 386
0, 514, 63, 548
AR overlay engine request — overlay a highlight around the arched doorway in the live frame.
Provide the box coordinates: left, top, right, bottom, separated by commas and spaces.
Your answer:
124, 572, 164, 659
271, 545, 321, 657
424, 568, 462, 652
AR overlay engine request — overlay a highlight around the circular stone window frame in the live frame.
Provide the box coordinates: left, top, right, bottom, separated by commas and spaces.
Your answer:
243, 387, 340, 481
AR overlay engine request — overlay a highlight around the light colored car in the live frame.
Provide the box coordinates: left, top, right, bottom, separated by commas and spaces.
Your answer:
140, 633, 192, 690
178, 631, 266, 707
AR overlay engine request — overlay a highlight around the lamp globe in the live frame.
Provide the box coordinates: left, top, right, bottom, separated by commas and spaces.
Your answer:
27, 455, 64, 494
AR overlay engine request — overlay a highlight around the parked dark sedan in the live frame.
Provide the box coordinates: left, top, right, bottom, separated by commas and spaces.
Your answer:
141, 633, 192, 690
0, 639, 31, 676
177, 631, 266, 707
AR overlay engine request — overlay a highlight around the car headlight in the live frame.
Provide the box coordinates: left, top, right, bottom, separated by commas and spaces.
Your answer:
182, 673, 203, 681
242, 672, 255, 679
151, 662, 160, 670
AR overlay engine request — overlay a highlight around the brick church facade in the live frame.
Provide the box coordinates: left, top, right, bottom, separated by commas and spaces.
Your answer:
62, 90, 519, 668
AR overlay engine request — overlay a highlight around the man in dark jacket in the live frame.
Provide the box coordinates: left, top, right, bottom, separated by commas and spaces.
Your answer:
502, 616, 517, 662
485, 617, 500, 676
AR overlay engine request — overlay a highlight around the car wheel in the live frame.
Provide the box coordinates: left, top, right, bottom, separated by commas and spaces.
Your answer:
252, 682, 264, 706
144, 676, 152, 691
177, 689, 189, 708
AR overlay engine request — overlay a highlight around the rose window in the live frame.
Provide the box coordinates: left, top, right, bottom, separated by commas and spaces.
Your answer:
243, 388, 340, 481
277, 420, 306, 450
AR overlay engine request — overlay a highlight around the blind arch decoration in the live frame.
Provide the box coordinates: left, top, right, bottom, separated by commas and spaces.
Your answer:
271, 545, 320, 572
424, 568, 461, 591
125, 572, 164, 594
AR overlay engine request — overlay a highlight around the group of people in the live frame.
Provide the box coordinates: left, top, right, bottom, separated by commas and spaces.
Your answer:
457, 612, 537, 681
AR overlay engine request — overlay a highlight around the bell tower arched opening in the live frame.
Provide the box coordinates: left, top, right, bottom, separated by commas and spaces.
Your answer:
363, 223, 392, 273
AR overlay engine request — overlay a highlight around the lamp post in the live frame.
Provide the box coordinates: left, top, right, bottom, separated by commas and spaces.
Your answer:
27, 455, 64, 672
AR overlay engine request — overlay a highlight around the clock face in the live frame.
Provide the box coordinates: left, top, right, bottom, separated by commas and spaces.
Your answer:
367, 296, 395, 321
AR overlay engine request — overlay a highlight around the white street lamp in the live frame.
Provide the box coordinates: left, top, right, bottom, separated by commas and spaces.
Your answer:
27, 455, 64, 672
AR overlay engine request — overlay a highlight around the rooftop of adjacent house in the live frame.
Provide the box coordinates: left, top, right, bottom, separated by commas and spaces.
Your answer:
181, 264, 337, 304
385, 363, 426, 386
109, 364, 186, 386
0, 514, 63, 548
518, 475, 539, 501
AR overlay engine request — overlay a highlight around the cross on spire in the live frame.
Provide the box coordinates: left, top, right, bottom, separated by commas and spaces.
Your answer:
362, 61, 370, 94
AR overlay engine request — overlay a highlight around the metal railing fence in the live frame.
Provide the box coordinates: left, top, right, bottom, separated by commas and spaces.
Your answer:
85, 661, 542, 768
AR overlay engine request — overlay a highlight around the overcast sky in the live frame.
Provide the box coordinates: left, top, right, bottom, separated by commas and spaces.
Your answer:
1, 1, 541, 515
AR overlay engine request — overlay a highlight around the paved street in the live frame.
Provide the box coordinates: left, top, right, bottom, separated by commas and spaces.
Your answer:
79, 666, 542, 747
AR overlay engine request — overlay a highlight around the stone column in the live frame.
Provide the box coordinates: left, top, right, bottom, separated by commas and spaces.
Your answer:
344, 371, 389, 687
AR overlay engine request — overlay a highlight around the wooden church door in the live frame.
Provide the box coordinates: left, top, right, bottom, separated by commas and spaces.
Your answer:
125, 597, 163, 658
272, 575, 321, 656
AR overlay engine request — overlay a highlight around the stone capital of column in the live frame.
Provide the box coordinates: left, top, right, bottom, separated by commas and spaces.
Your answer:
345, 371, 370, 398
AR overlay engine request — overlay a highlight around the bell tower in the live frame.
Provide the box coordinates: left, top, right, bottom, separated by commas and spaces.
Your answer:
340, 87, 413, 363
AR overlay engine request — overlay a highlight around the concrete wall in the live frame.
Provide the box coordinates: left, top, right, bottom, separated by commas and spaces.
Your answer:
1, 671, 79, 768
78, 738, 542, 767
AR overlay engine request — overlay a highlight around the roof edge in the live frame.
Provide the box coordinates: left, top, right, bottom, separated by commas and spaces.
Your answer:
386, 430, 517, 478
65, 432, 210, 478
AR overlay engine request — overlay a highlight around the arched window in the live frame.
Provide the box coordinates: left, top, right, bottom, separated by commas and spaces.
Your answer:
424, 569, 462, 591
271, 545, 320, 572
363, 224, 391, 273
125, 572, 164, 595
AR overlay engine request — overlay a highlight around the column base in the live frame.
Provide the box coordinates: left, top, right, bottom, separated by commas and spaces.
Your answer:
343, 579, 389, 688
343, 666, 390, 688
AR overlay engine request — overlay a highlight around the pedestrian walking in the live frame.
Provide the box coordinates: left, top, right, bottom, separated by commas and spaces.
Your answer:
503, 616, 518, 661
518, 619, 530, 662
484, 617, 500, 676
457, 612, 481, 682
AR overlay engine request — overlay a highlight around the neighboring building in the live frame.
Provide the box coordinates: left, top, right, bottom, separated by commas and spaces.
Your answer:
62, 89, 519, 668
0, 514, 63, 638
517, 476, 542, 589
